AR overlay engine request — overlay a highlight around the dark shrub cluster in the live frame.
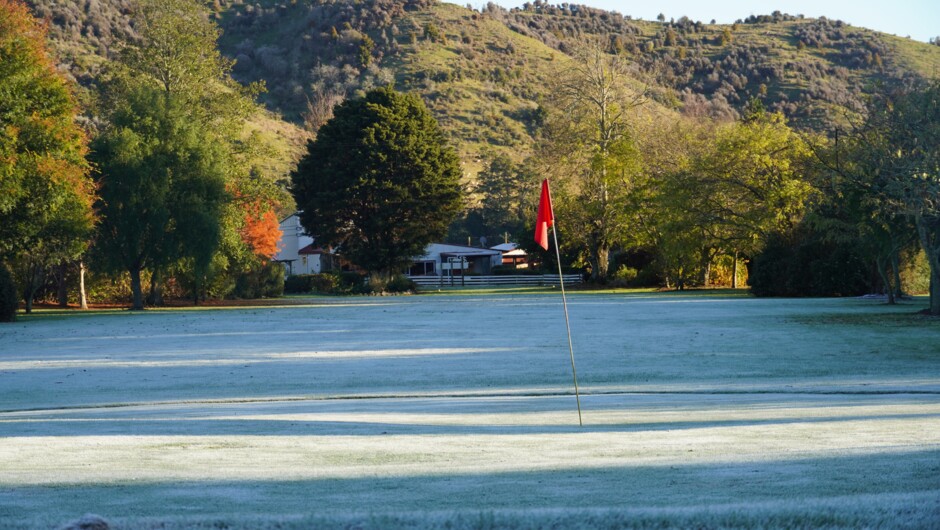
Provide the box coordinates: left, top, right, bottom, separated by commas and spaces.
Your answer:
742, 11, 799, 24
486, 2, 640, 53
750, 229, 870, 297
218, 0, 433, 121
491, 265, 542, 275
26, 0, 137, 85
0, 263, 17, 322
385, 275, 417, 293
284, 272, 370, 294
285, 273, 333, 294
232, 261, 284, 299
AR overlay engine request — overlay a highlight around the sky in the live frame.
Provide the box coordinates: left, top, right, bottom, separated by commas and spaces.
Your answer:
483, 1, 939, 43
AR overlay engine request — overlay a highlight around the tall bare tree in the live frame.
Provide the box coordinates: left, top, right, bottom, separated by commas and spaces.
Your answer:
537, 44, 647, 280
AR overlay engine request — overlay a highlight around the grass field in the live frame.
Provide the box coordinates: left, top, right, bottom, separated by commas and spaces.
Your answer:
0, 292, 938, 529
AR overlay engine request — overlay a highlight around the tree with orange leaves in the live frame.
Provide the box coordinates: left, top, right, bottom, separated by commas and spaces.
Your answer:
0, 0, 96, 313
240, 203, 282, 259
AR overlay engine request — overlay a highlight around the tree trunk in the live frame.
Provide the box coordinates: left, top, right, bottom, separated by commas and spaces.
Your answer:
79, 261, 88, 310
876, 256, 895, 305
22, 264, 40, 314
148, 269, 164, 306
699, 249, 711, 287
57, 263, 68, 308
891, 251, 905, 299
593, 245, 609, 281
930, 266, 940, 316
731, 250, 739, 289
915, 216, 940, 315
130, 268, 144, 310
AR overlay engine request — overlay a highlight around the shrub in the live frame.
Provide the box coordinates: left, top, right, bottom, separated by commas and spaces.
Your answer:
609, 265, 638, 287
386, 275, 416, 293
750, 229, 870, 297
285, 272, 368, 294
260, 261, 285, 297
899, 249, 930, 294
336, 271, 368, 293
309, 273, 339, 293
284, 274, 316, 293
0, 263, 16, 322
491, 265, 542, 275
233, 260, 285, 298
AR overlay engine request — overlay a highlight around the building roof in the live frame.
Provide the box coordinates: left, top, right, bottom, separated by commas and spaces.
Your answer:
298, 244, 326, 255
490, 242, 518, 252
440, 249, 501, 258
490, 243, 526, 257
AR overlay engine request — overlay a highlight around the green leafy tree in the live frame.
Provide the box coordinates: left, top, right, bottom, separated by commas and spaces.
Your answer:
656, 113, 813, 288
122, 0, 238, 104
811, 127, 918, 303
0, 0, 96, 312
93, 0, 278, 307
11, 184, 96, 312
852, 81, 940, 314
92, 87, 228, 310
471, 154, 539, 239
538, 44, 647, 280
291, 87, 462, 283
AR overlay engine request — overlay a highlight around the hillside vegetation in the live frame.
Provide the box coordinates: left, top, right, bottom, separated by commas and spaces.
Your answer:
26, 0, 940, 171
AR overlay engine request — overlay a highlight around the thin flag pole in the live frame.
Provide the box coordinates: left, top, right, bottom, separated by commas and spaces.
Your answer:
551, 224, 582, 427
536, 179, 582, 426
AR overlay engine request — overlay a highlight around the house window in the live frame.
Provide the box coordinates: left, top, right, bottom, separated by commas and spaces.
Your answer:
409, 261, 436, 276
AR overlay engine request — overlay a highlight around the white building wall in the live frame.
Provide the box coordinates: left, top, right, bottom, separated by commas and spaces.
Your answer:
275, 214, 318, 276
295, 252, 323, 275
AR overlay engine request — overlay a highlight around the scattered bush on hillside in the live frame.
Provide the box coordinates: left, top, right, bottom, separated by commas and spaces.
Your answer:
742, 11, 799, 25
33, 0, 924, 135
26, 0, 137, 85
218, 0, 431, 121
489, 4, 908, 128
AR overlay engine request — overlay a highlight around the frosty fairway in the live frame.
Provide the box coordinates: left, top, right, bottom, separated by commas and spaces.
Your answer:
0, 293, 938, 528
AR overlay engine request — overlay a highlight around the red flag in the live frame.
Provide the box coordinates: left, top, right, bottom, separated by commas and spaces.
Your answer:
534, 179, 554, 250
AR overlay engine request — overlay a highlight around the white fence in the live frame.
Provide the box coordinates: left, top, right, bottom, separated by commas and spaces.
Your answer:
407, 274, 582, 288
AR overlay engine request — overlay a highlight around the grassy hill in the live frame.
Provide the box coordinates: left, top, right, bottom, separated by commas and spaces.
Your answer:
213, 0, 570, 171
497, 5, 940, 127
25, 0, 940, 177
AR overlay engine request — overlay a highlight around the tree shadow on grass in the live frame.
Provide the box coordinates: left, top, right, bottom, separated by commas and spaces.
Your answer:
2, 449, 938, 529
2, 397, 937, 437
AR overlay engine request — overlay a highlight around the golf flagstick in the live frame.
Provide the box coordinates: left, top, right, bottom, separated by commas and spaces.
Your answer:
535, 179, 582, 426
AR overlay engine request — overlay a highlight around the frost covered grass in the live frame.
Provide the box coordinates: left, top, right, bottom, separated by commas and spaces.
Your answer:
0, 292, 938, 528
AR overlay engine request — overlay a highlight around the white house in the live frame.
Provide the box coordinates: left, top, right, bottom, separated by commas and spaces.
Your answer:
273, 214, 340, 276
490, 242, 528, 268
409, 243, 503, 276
276, 213, 506, 277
